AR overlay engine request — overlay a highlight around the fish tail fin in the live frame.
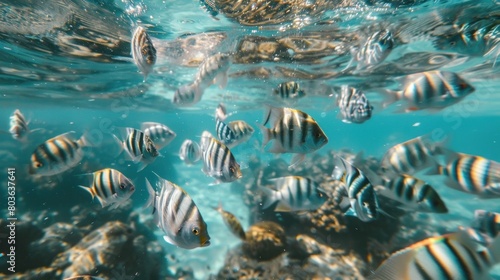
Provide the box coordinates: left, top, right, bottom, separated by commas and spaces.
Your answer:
144, 178, 156, 210
78, 130, 100, 148
215, 103, 227, 121
258, 124, 272, 149
211, 201, 223, 213
137, 161, 148, 172
258, 186, 278, 210
111, 134, 124, 158
78, 185, 95, 200
331, 155, 347, 181
379, 89, 400, 109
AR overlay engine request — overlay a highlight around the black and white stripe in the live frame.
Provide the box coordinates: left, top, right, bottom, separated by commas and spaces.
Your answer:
146, 175, 210, 249
265, 176, 326, 211
380, 174, 447, 213
381, 135, 437, 175
332, 156, 379, 222
30, 132, 85, 176
79, 168, 135, 209
215, 117, 237, 146
336, 86, 373, 124
141, 122, 176, 151
273, 81, 305, 99
179, 139, 202, 165
472, 210, 500, 240
200, 131, 242, 183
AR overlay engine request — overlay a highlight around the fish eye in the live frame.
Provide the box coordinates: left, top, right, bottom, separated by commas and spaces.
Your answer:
459, 83, 469, 90
119, 183, 126, 190
35, 162, 43, 168
192, 227, 200, 236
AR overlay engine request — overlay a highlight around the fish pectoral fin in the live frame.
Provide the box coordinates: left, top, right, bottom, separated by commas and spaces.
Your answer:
163, 235, 179, 246
289, 154, 305, 168
274, 203, 293, 212
344, 208, 358, 217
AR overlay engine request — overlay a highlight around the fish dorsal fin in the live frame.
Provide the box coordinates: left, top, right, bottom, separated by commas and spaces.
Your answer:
262, 105, 284, 127
49, 131, 77, 142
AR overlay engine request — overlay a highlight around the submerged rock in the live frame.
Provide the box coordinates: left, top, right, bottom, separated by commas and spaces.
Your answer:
242, 221, 287, 261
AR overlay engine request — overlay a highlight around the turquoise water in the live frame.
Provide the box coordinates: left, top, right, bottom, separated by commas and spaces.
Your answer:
0, 0, 499, 279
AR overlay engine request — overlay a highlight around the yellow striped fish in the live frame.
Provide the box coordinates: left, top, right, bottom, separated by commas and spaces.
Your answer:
78, 168, 135, 209
29, 131, 91, 176
200, 131, 242, 184
212, 202, 246, 241
259, 106, 328, 167
369, 230, 500, 280
383, 70, 475, 112
145, 174, 210, 249
381, 135, 441, 175
131, 26, 157, 81
428, 149, 500, 198
141, 122, 176, 151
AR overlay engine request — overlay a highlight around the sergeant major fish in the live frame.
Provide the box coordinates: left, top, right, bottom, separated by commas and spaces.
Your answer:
332, 156, 380, 222
214, 103, 254, 148
260, 176, 327, 212
29, 131, 91, 176
461, 210, 500, 246
368, 229, 500, 280
145, 174, 210, 249
141, 122, 176, 151
336, 85, 373, 124
179, 139, 202, 165
132, 26, 157, 81
78, 168, 135, 209
260, 106, 328, 167
200, 131, 242, 184
381, 134, 442, 175
427, 148, 500, 198
113, 128, 159, 172
212, 202, 246, 241
8, 109, 42, 142
273, 81, 306, 100
382, 70, 475, 112
375, 174, 448, 213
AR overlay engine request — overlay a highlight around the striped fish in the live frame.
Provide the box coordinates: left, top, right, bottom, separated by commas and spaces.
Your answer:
227, 120, 254, 148
260, 176, 327, 212
172, 82, 202, 106
179, 139, 202, 165
350, 29, 394, 71
428, 149, 500, 198
141, 122, 176, 151
273, 81, 306, 100
9, 109, 29, 141
131, 26, 157, 81
194, 53, 231, 91
78, 168, 135, 209
472, 210, 500, 240
368, 230, 500, 280
381, 135, 441, 175
63, 276, 105, 280
336, 85, 373, 124
260, 106, 328, 167
376, 174, 448, 213
145, 174, 210, 249
460, 210, 500, 247
383, 70, 475, 112
113, 128, 159, 172
200, 131, 242, 184
29, 131, 90, 176
215, 117, 237, 146
332, 156, 379, 222
212, 202, 246, 241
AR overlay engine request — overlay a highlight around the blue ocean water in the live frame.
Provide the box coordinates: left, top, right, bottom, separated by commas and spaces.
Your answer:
0, 0, 499, 279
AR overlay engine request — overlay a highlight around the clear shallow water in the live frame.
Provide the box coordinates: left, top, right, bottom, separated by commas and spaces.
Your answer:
0, 0, 499, 279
